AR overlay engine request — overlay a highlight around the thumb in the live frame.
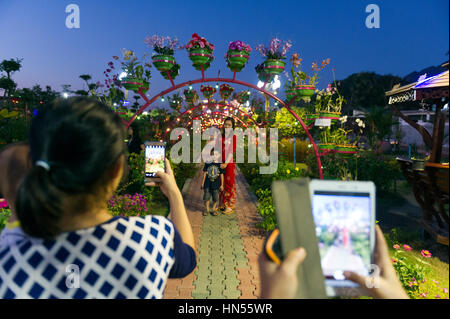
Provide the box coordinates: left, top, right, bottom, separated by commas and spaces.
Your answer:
344, 271, 367, 287
281, 247, 307, 275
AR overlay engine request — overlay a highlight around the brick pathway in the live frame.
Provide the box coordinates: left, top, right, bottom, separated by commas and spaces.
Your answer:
163, 166, 267, 299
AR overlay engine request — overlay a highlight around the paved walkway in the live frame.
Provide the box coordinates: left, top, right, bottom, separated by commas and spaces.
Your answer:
163, 167, 267, 299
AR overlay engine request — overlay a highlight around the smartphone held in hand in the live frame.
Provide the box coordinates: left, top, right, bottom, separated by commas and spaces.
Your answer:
144, 141, 166, 183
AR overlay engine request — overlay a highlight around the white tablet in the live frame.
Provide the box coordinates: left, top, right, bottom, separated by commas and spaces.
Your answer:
309, 179, 376, 291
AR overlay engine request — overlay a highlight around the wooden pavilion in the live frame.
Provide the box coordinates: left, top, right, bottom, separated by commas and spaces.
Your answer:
386, 62, 449, 245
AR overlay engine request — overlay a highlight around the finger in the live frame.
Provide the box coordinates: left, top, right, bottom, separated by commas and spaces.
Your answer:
258, 250, 278, 275
280, 247, 307, 275
344, 271, 367, 288
164, 158, 173, 176
374, 225, 393, 271
154, 171, 167, 180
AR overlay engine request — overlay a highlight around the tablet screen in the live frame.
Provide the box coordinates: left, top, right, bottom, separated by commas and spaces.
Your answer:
145, 144, 165, 177
312, 191, 371, 281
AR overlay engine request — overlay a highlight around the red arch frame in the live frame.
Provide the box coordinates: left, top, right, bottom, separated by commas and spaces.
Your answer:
162, 102, 260, 139
123, 74, 323, 179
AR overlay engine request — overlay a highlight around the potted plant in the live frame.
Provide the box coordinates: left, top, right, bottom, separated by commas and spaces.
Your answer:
283, 53, 330, 102
219, 84, 234, 101
226, 40, 251, 72
145, 35, 179, 73
200, 85, 216, 100
256, 38, 292, 75
183, 33, 215, 71
331, 127, 357, 156
119, 49, 152, 93
315, 83, 344, 121
161, 63, 180, 80
318, 127, 335, 151
236, 90, 251, 104
183, 88, 199, 104
168, 93, 183, 112
255, 63, 274, 83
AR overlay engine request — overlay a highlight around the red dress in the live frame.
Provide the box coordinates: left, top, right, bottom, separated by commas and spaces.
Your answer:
218, 134, 236, 210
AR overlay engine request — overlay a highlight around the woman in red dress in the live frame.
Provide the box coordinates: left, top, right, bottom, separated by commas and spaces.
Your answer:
218, 117, 237, 214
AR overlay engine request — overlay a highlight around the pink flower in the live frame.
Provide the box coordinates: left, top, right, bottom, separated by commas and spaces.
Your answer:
421, 250, 432, 258
435, 294, 441, 299
419, 292, 428, 298
403, 244, 412, 251
393, 244, 401, 250
443, 288, 449, 294
0, 199, 8, 209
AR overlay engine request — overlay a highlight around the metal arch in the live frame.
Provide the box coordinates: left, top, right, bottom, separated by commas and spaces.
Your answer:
162, 102, 260, 139
190, 111, 249, 128
124, 74, 323, 179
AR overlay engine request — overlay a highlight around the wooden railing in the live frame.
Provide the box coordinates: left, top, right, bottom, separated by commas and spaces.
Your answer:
397, 158, 449, 245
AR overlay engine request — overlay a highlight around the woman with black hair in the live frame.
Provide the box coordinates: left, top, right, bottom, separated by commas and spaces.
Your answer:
127, 122, 145, 155
0, 97, 196, 299
217, 117, 237, 215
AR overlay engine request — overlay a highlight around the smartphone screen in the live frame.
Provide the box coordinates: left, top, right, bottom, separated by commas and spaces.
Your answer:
311, 191, 372, 283
145, 143, 166, 178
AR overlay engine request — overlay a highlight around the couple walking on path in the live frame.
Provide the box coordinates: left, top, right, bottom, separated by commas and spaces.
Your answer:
201, 117, 237, 216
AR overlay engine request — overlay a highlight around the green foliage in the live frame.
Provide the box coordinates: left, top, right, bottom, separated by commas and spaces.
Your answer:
279, 138, 310, 163
0, 208, 12, 232
255, 188, 277, 231
362, 106, 396, 150
306, 151, 402, 192
274, 107, 307, 138
240, 160, 309, 231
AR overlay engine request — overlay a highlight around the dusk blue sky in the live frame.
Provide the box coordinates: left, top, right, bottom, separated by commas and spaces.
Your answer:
1, 0, 448, 102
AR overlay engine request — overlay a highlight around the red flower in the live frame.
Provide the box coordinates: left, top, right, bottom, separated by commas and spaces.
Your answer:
421, 250, 432, 258
403, 244, 412, 251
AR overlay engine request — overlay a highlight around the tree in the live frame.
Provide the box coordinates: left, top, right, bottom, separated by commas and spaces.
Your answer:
362, 106, 396, 150
336, 72, 402, 115
0, 58, 23, 80
79, 74, 92, 90
0, 77, 17, 97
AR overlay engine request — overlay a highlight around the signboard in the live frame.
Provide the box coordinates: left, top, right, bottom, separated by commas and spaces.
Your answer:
315, 118, 331, 127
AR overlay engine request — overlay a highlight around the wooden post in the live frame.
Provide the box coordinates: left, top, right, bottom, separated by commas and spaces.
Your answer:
429, 100, 446, 163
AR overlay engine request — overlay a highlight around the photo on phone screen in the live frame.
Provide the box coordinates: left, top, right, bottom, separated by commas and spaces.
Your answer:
145, 143, 166, 178
311, 191, 372, 283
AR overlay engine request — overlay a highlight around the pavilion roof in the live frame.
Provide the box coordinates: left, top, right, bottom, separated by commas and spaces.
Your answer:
386, 70, 449, 104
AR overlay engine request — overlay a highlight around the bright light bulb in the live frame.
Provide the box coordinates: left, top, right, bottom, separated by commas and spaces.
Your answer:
118, 72, 127, 80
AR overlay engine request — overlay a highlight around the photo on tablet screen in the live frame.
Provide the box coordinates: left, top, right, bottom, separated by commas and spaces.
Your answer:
145, 144, 165, 178
311, 191, 372, 281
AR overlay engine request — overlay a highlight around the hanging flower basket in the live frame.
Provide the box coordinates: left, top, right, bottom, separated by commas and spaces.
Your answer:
263, 59, 286, 75
161, 64, 180, 80
226, 50, 250, 73
188, 48, 213, 70
237, 91, 251, 104
295, 85, 316, 102
335, 144, 357, 157
305, 113, 319, 126
226, 40, 251, 73
318, 143, 335, 151
121, 77, 149, 93
200, 85, 216, 100
183, 89, 198, 103
319, 111, 341, 121
285, 89, 296, 102
152, 54, 176, 72
219, 84, 234, 100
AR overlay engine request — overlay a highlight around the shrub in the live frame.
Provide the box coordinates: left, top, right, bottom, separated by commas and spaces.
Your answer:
255, 188, 277, 231
108, 193, 149, 217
